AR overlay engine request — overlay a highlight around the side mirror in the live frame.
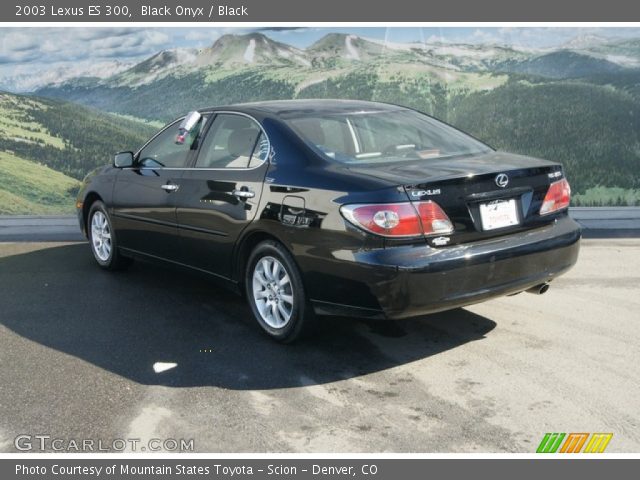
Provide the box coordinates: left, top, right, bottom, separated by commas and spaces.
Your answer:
114, 151, 134, 168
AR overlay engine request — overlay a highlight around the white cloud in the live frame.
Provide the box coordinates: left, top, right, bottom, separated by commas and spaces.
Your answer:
185, 30, 218, 42
426, 34, 447, 44
73, 27, 133, 41
5, 32, 38, 52
184, 27, 253, 46
0, 59, 138, 91
0, 27, 177, 66
471, 29, 502, 44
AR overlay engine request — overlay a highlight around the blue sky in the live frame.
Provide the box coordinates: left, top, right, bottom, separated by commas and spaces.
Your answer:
0, 27, 639, 90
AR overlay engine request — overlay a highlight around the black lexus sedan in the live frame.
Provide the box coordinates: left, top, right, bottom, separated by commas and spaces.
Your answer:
76, 99, 580, 342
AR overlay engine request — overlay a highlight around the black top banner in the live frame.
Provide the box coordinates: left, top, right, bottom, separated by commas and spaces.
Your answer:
3, 0, 640, 22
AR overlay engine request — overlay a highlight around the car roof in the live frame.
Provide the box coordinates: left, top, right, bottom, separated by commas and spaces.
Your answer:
199, 99, 408, 118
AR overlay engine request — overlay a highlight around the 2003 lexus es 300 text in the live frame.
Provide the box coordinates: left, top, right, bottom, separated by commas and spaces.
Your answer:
76, 100, 580, 342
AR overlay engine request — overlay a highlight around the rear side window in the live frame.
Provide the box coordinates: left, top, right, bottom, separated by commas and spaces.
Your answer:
196, 114, 267, 169
291, 117, 353, 157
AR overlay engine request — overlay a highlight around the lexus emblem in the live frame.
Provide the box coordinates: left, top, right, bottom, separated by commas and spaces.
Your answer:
495, 173, 509, 188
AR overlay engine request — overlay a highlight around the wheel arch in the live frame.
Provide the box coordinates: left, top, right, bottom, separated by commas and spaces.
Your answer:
82, 192, 104, 238
233, 229, 297, 294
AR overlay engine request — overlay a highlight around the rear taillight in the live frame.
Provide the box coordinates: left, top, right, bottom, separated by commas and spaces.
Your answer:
340, 201, 454, 238
540, 178, 571, 215
415, 201, 454, 235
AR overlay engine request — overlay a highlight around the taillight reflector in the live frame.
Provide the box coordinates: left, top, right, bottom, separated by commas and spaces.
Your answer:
415, 201, 454, 235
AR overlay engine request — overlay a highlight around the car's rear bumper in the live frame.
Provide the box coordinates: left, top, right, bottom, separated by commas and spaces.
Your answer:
308, 215, 581, 319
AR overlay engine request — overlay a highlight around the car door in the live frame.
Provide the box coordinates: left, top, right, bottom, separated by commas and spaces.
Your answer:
111, 117, 207, 261
174, 112, 270, 278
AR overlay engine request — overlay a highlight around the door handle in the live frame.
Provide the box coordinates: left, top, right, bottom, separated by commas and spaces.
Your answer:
232, 188, 255, 199
161, 183, 179, 192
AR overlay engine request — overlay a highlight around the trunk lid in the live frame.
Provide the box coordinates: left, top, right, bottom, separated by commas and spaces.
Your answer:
347, 151, 565, 246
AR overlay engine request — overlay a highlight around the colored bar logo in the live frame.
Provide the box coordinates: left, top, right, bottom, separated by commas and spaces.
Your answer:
537, 433, 613, 453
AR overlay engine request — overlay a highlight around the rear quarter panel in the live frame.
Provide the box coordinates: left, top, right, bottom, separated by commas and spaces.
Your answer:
235, 116, 412, 306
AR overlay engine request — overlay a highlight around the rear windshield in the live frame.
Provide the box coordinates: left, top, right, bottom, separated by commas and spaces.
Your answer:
285, 109, 491, 164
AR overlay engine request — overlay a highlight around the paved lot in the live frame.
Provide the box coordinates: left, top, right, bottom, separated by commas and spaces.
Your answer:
0, 239, 639, 453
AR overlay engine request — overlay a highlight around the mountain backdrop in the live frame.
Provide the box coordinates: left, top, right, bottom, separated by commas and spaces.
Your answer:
2, 31, 640, 213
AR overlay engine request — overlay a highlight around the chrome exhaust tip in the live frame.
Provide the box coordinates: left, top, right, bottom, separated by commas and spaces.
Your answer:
526, 282, 550, 295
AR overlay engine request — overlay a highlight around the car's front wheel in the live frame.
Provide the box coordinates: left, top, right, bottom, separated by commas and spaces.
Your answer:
88, 201, 131, 270
245, 240, 315, 343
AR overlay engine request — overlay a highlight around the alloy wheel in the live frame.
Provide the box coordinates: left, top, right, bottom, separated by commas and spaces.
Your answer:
90, 211, 112, 262
252, 256, 294, 328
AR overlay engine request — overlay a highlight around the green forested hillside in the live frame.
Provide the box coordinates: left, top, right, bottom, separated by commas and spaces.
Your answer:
579, 70, 640, 101
16, 32, 640, 207
495, 51, 623, 79
40, 69, 298, 123
0, 92, 157, 214
448, 80, 640, 194
0, 92, 157, 180
35, 67, 640, 204
297, 69, 454, 119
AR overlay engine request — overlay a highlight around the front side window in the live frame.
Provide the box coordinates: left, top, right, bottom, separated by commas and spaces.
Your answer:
196, 114, 267, 169
286, 109, 491, 164
138, 116, 206, 168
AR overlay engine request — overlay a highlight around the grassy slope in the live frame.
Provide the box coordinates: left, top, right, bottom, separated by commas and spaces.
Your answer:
1, 93, 80, 214
0, 151, 80, 214
0, 91, 158, 215
0, 93, 65, 149
1, 91, 157, 180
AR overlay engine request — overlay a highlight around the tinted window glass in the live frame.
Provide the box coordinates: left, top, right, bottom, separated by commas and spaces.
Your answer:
286, 109, 491, 164
196, 114, 266, 169
291, 117, 352, 157
138, 117, 205, 168
248, 132, 270, 168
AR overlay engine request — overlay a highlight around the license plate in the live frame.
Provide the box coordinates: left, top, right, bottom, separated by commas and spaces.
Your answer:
479, 199, 520, 231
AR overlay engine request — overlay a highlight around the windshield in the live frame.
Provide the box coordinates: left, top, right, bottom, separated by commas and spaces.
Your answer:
286, 109, 491, 164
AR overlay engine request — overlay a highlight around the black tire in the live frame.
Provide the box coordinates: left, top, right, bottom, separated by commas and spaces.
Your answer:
87, 200, 132, 271
245, 240, 315, 343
